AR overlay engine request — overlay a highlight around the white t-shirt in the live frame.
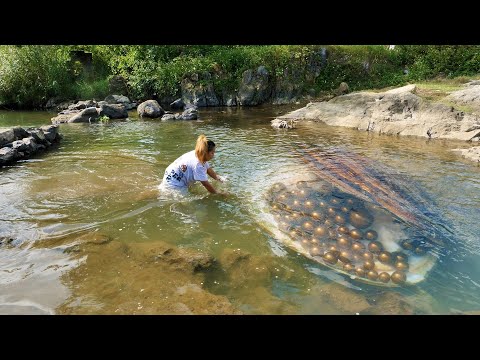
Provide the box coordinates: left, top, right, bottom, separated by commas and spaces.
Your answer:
161, 150, 210, 189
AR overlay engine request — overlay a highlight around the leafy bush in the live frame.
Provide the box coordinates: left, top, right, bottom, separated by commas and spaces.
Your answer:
0, 45, 73, 108
2, 45, 480, 109
74, 78, 109, 101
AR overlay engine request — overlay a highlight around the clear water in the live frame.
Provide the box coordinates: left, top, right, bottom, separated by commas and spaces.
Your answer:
0, 106, 479, 314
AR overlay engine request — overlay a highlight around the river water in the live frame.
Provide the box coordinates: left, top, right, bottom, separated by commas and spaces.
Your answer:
1, 106, 479, 314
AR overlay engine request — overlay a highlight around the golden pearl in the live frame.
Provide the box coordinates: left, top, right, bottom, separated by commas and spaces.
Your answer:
327, 207, 336, 217
391, 252, 408, 263
305, 200, 313, 207
324, 219, 333, 227
315, 226, 326, 236
347, 199, 354, 205
365, 230, 378, 241
378, 272, 391, 283
349, 209, 373, 229
311, 238, 319, 245
328, 245, 339, 253
368, 241, 383, 254
349, 229, 363, 240
337, 236, 352, 248
362, 252, 374, 261
331, 198, 340, 205
391, 271, 407, 285
339, 251, 352, 263
310, 247, 322, 257
319, 201, 327, 207
323, 252, 338, 265
303, 221, 313, 230
363, 260, 375, 271
301, 239, 310, 246
395, 261, 409, 271
334, 214, 346, 224
337, 226, 349, 234
378, 251, 392, 264
414, 247, 426, 255
367, 270, 379, 281
341, 206, 349, 213
351, 242, 365, 253
401, 240, 414, 250
355, 268, 366, 277
312, 212, 322, 220
343, 263, 355, 273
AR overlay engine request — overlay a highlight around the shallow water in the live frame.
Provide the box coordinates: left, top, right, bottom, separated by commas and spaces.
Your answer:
0, 106, 479, 314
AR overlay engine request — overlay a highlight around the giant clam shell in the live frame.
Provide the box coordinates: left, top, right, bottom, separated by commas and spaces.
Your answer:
265, 179, 437, 287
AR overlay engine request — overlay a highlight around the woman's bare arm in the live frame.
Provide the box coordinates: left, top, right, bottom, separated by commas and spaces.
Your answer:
200, 180, 218, 194
207, 167, 220, 181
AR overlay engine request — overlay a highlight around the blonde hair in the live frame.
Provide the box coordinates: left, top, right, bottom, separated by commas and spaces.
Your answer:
195, 134, 215, 163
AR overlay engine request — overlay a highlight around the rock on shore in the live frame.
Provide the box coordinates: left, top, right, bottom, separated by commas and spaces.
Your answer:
0, 125, 61, 166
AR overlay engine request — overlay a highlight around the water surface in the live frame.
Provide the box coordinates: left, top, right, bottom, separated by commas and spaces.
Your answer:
0, 106, 479, 314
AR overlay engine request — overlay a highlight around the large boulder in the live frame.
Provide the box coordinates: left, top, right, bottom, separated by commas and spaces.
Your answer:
104, 95, 136, 110
105, 94, 130, 105
272, 84, 480, 143
170, 98, 185, 110
137, 100, 164, 118
68, 100, 97, 111
0, 127, 29, 147
98, 103, 128, 119
0, 125, 61, 166
39, 125, 60, 142
68, 107, 100, 123
272, 67, 304, 105
175, 107, 198, 120
0, 147, 18, 165
238, 66, 272, 106
446, 84, 480, 114
181, 72, 220, 107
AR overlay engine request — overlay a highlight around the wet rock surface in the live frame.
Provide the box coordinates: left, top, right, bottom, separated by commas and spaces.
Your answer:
0, 125, 62, 167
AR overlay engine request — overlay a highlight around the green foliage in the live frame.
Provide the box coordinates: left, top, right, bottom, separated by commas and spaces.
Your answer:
395, 45, 480, 80
0, 45, 73, 108
98, 115, 110, 122
2, 45, 480, 109
313, 45, 405, 93
74, 78, 109, 101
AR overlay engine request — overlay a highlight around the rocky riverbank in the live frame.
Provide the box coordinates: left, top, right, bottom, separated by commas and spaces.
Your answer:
272, 82, 480, 163
0, 125, 61, 166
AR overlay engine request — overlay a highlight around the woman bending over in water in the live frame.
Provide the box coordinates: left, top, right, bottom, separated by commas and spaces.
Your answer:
160, 134, 227, 195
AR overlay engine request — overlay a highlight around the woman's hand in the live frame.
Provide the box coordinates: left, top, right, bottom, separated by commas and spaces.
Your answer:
217, 175, 228, 183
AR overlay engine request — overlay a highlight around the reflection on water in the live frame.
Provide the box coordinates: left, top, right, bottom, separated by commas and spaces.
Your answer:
0, 106, 479, 314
